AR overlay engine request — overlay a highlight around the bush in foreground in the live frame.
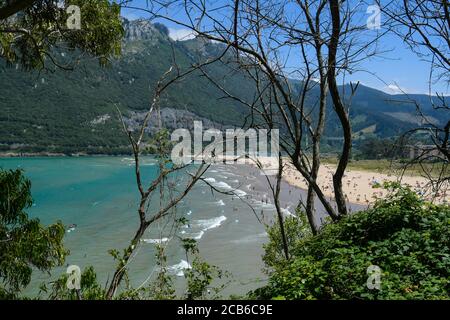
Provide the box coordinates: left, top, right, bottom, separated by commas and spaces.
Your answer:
253, 184, 450, 299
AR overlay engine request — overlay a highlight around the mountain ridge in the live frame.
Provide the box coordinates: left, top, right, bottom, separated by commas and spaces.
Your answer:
0, 18, 446, 155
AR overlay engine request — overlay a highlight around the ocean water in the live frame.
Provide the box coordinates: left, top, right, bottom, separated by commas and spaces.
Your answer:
0, 157, 280, 297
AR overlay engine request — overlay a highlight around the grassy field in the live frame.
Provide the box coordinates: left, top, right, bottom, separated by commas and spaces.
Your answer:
322, 158, 449, 178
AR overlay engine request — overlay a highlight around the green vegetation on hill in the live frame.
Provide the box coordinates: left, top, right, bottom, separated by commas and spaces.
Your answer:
0, 19, 253, 154
1, 19, 447, 155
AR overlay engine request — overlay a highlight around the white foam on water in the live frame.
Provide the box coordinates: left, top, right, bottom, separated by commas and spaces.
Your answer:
168, 260, 192, 277
142, 237, 171, 244
186, 210, 192, 216
281, 207, 297, 218
186, 231, 204, 240
183, 215, 227, 240
121, 157, 155, 167
204, 178, 247, 198
230, 232, 268, 244
220, 171, 239, 177
141, 163, 156, 167
214, 181, 233, 190
216, 200, 225, 206
121, 157, 135, 167
252, 200, 276, 210
233, 189, 247, 197
196, 215, 227, 231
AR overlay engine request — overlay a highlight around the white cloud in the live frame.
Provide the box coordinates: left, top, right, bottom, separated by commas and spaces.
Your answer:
168, 28, 196, 41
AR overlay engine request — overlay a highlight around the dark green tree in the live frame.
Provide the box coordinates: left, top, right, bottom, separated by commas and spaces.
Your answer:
0, 0, 123, 70
0, 169, 68, 299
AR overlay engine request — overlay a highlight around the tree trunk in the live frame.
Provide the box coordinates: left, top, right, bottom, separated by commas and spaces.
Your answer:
274, 155, 290, 259
305, 138, 321, 235
105, 222, 147, 299
327, 0, 350, 217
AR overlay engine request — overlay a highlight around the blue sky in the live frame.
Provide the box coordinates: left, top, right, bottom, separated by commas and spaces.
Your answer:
120, 0, 449, 96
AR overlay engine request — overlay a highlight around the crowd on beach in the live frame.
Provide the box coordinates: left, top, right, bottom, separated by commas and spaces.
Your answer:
248, 157, 449, 205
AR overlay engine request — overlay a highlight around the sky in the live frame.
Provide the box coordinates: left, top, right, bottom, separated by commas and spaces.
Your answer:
119, 0, 449, 96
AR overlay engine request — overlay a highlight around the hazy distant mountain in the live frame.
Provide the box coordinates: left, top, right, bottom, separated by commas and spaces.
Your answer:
0, 19, 446, 155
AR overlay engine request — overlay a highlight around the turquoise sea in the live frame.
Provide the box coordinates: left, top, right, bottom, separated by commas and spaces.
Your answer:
0, 156, 281, 296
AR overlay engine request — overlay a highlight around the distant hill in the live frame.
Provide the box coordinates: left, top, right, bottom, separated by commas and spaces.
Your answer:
0, 18, 447, 155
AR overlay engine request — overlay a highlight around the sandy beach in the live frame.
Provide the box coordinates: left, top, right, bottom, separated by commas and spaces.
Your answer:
234, 156, 450, 206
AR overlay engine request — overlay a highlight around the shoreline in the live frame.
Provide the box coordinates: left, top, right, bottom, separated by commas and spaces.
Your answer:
238, 156, 449, 206
0, 152, 131, 158
2, 154, 448, 205
226, 162, 365, 226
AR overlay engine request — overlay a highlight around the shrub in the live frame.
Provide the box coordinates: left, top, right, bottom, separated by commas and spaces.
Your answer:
262, 213, 311, 273
253, 185, 450, 300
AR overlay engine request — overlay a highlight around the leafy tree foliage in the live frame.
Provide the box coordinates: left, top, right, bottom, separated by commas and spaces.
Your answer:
147, 244, 176, 300
355, 138, 401, 160
182, 238, 226, 300
262, 214, 311, 272
40, 266, 105, 300
0, 0, 123, 70
0, 169, 68, 298
253, 184, 450, 300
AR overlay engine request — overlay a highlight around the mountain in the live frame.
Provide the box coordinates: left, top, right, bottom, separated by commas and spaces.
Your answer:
0, 18, 254, 155
339, 84, 446, 138
0, 18, 447, 155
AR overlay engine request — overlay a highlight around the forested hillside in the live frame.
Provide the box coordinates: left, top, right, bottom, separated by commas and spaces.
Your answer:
0, 19, 446, 155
